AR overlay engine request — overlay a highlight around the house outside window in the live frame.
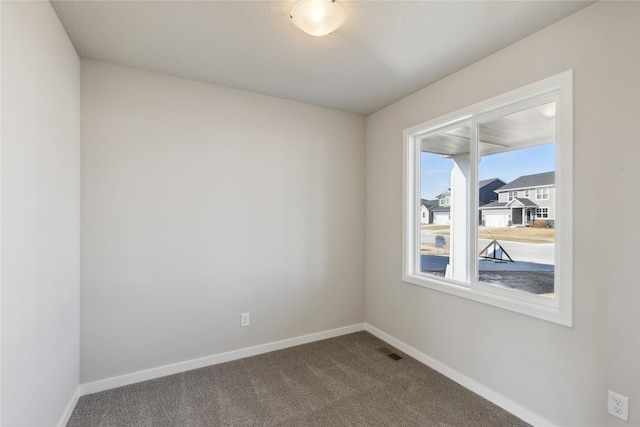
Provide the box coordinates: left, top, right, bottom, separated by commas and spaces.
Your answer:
437, 190, 451, 207
481, 171, 556, 227
508, 191, 518, 201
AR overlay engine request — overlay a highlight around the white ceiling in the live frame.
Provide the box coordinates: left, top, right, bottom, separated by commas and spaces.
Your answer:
50, 0, 593, 115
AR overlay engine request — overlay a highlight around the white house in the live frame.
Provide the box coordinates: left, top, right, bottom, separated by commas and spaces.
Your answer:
431, 189, 452, 225
420, 198, 438, 224
424, 179, 505, 225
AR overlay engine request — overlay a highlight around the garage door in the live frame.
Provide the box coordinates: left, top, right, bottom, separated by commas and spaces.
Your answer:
434, 213, 450, 225
485, 213, 508, 228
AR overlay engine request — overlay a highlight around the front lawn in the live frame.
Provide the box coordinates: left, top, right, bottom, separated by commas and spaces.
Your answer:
421, 224, 555, 243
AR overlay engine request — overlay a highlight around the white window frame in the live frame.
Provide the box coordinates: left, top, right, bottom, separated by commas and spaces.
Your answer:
508, 191, 518, 201
402, 70, 573, 326
524, 190, 530, 198
536, 207, 549, 219
536, 188, 550, 200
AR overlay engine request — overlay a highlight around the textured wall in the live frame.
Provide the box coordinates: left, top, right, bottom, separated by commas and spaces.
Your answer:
1, 1, 81, 425
80, 60, 366, 383
365, 2, 639, 425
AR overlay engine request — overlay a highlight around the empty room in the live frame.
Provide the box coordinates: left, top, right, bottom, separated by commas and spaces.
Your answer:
2, 1, 639, 426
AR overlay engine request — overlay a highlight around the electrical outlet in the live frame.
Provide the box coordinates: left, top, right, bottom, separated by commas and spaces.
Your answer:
608, 390, 629, 422
240, 312, 250, 327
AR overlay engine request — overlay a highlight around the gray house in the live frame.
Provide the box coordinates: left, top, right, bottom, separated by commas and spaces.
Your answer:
480, 171, 555, 227
478, 178, 506, 207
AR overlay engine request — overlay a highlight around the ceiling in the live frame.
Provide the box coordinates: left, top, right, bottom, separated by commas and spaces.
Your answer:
421, 102, 556, 157
50, 0, 593, 116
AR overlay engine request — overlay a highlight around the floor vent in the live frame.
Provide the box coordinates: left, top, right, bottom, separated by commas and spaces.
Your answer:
377, 347, 403, 361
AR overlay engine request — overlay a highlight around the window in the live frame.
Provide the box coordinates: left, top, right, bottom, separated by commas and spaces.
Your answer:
438, 193, 451, 206
524, 190, 530, 198
403, 70, 573, 326
536, 188, 549, 200
536, 207, 549, 219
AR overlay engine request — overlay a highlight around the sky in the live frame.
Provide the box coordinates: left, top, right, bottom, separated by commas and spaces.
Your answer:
420, 143, 555, 199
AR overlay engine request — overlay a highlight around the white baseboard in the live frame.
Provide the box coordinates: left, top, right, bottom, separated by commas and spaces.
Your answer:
58, 386, 81, 427
364, 323, 555, 427
81, 323, 366, 395
79, 322, 551, 426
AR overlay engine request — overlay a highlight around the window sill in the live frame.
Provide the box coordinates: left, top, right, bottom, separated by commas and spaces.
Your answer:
402, 271, 571, 326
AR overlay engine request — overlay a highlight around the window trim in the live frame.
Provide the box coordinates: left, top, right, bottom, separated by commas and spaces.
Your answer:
402, 70, 573, 326
536, 207, 549, 219
536, 188, 550, 200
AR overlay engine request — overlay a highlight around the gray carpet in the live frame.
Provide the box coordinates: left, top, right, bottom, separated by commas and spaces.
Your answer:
67, 332, 530, 426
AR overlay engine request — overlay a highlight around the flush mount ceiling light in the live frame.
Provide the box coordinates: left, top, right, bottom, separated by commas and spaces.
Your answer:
290, 0, 345, 37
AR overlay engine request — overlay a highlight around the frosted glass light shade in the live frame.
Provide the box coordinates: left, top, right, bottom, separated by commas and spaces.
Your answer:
290, 0, 345, 37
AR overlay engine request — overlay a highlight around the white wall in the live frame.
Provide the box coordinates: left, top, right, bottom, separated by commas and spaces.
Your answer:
1, 1, 80, 426
80, 60, 366, 383
366, 2, 639, 426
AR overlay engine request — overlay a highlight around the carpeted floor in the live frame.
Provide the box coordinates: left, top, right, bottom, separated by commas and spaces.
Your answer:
67, 331, 530, 426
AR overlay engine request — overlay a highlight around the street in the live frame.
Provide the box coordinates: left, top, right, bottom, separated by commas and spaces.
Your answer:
421, 229, 555, 265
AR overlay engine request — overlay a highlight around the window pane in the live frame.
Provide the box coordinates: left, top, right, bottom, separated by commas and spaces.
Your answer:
477, 102, 556, 297
420, 123, 470, 282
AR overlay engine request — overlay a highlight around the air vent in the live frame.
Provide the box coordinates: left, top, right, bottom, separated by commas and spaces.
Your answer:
377, 347, 402, 361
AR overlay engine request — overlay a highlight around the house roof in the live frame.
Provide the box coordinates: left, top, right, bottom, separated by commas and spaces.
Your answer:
479, 178, 506, 189
497, 171, 555, 191
431, 206, 451, 213
421, 199, 438, 209
435, 189, 451, 199
480, 198, 539, 209
506, 198, 539, 208
479, 201, 508, 210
